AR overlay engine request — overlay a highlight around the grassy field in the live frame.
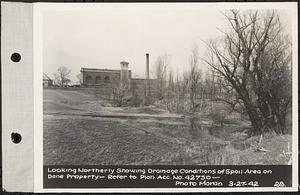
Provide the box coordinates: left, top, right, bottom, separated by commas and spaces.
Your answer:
43, 88, 292, 165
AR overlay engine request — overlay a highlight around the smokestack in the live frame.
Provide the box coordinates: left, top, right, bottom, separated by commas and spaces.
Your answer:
146, 53, 149, 80
145, 53, 150, 104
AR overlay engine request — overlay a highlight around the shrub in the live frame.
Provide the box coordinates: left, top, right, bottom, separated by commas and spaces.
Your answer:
209, 102, 230, 126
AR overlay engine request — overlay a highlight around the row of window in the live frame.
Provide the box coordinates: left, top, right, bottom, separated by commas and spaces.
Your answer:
85, 75, 112, 84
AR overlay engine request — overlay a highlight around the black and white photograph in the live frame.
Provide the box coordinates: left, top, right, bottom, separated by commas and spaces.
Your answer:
0, 1, 297, 192
42, 4, 294, 167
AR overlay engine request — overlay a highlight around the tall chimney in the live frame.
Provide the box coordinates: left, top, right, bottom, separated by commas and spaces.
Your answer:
146, 53, 149, 80
146, 53, 150, 99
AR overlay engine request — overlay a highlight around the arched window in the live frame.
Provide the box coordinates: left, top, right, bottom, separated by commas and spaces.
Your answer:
95, 76, 101, 84
86, 75, 92, 84
104, 76, 110, 83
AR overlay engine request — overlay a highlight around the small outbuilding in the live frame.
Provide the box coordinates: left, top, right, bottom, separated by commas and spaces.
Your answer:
43, 73, 53, 87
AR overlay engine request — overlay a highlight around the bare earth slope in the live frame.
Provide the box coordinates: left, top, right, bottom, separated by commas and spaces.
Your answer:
43, 88, 292, 165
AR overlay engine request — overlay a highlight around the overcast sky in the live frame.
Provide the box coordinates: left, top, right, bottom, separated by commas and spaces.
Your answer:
42, 4, 292, 83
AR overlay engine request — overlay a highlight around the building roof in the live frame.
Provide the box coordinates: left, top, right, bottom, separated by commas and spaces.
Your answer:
43, 73, 52, 80
81, 67, 122, 73
120, 61, 129, 65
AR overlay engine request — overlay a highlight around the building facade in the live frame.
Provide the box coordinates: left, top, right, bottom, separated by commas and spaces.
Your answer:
43, 73, 53, 87
80, 57, 157, 98
80, 61, 132, 88
130, 78, 158, 96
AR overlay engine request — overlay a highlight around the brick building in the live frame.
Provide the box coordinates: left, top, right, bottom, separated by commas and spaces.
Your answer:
80, 55, 157, 97
130, 78, 158, 96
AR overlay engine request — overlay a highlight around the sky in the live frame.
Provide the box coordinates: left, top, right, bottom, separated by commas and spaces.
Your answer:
42, 4, 293, 83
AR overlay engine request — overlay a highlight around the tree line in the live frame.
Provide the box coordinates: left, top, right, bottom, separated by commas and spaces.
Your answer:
52, 10, 292, 136
150, 10, 292, 135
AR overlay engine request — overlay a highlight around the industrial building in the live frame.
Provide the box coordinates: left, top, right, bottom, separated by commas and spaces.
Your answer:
80, 54, 157, 97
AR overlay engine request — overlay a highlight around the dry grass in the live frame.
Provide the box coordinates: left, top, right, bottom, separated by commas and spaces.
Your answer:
44, 88, 292, 165
44, 117, 181, 165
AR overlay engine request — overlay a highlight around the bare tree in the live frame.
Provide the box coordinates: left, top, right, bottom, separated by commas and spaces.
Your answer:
176, 70, 190, 113
111, 77, 128, 107
154, 54, 170, 100
168, 69, 175, 92
203, 10, 292, 135
165, 69, 175, 110
54, 66, 71, 87
76, 73, 82, 85
188, 47, 202, 112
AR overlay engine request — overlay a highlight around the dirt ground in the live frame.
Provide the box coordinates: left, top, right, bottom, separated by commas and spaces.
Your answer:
43, 88, 292, 165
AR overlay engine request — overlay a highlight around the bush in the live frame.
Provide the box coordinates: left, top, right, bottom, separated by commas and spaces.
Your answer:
209, 102, 231, 126
128, 95, 143, 107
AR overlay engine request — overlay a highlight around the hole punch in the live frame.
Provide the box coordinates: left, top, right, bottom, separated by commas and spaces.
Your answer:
11, 132, 22, 144
11, 53, 21, 62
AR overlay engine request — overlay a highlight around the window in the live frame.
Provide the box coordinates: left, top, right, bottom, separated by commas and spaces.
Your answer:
104, 76, 110, 83
86, 75, 92, 84
95, 76, 101, 84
